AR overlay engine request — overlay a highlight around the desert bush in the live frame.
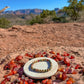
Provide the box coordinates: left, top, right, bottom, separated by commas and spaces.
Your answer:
29, 15, 44, 25
62, 0, 84, 21
53, 16, 68, 23
0, 18, 11, 28
40, 10, 56, 18
29, 10, 57, 25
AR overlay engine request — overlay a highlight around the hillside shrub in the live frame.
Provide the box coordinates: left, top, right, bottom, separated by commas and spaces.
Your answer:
40, 10, 56, 18
29, 10, 57, 25
62, 0, 84, 21
29, 15, 44, 25
0, 18, 11, 28
53, 16, 68, 23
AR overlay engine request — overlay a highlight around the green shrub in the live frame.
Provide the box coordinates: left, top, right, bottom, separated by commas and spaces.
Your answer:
0, 18, 11, 28
28, 10, 57, 25
62, 0, 84, 21
40, 10, 56, 18
53, 16, 68, 23
29, 15, 44, 25
40, 10, 48, 18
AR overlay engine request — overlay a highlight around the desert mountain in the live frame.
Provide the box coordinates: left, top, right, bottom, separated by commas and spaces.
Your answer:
1, 8, 59, 15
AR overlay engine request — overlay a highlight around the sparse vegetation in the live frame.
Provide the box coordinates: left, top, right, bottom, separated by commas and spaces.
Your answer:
62, 0, 84, 21
0, 0, 84, 27
29, 15, 44, 25
52, 16, 68, 23
29, 10, 57, 25
0, 18, 11, 28
40, 10, 56, 18
0, 14, 37, 26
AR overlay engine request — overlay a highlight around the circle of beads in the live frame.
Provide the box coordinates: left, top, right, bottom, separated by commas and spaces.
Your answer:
31, 59, 52, 73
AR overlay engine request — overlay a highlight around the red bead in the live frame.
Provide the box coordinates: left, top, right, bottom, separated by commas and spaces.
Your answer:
72, 70, 77, 74
57, 53, 60, 55
64, 57, 70, 64
41, 55, 44, 57
55, 58, 59, 62
1, 80, 6, 84
46, 79, 52, 84
24, 81, 28, 84
63, 52, 67, 56
66, 78, 75, 84
15, 55, 23, 61
75, 64, 81, 69
66, 63, 71, 67
29, 83, 35, 84
62, 73, 67, 81
4, 71, 13, 78
25, 53, 29, 56
43, 52, 46, 54
70, 56, 75, 59
67, 53, 70, 56
42, 79, 48, 84
66, 80, 72, 84
56, 55, 63, 61
58, 68, 65, 72
49, 51, 55, 54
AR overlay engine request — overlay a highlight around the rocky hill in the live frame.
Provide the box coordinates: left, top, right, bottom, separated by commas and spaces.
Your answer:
1, 8, 59, 15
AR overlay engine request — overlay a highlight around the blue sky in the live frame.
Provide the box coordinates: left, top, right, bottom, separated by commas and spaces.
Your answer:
0, 0, 69, 11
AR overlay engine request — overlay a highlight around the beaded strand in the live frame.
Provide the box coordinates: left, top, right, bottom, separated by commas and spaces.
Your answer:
31, 59, 52, 73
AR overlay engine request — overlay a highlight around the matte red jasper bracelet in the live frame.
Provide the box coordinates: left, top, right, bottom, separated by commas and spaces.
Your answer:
31, 59, 52, 73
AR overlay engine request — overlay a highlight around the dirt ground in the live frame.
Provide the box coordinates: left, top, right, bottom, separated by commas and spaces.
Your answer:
0, 23, 84, 58
0, 23, 84, 84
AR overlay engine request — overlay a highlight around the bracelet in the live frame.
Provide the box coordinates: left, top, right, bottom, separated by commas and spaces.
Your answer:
31, 59, 52, 73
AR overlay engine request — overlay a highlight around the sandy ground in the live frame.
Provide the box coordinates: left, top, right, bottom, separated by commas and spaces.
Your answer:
0, 23, 84, 58
0, 23, 84, 84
